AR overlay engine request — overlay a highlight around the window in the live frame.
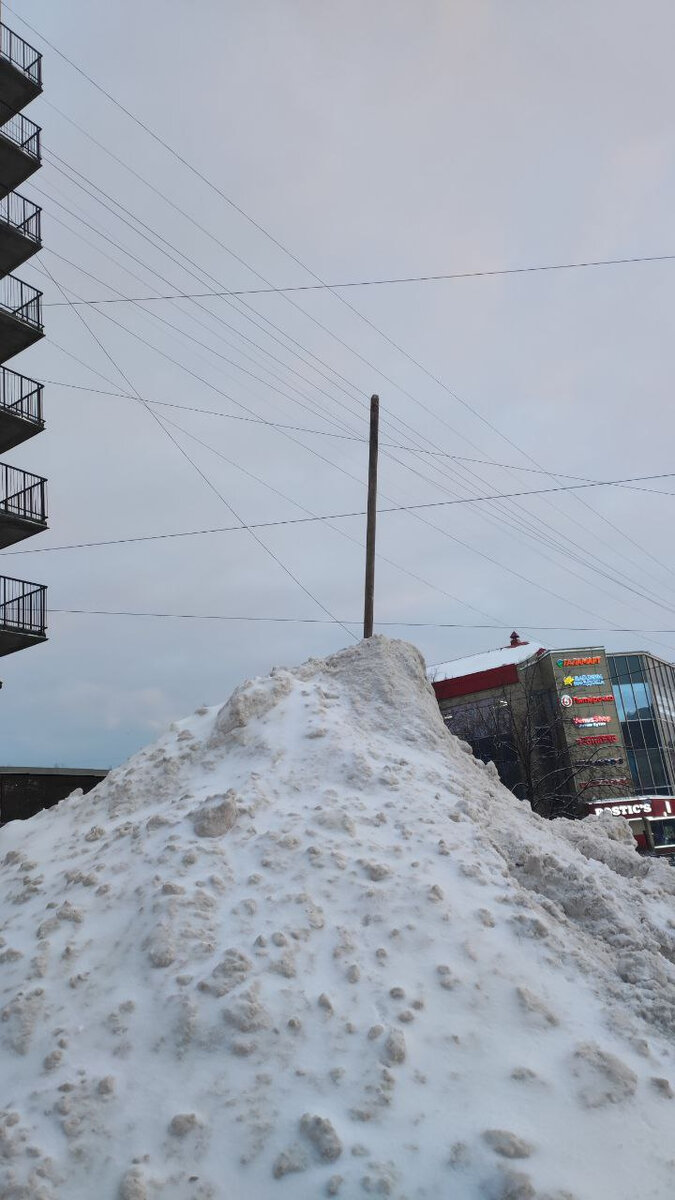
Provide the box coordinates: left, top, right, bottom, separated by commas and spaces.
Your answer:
611, 655, 627, 684
640, 719, 658, 747
647, 749, 668, 789
627, 722, 644, 749
650, 819, 675, 848
632, 681, 651, 719
627, 655, 643, 680
620, 683, 637, 721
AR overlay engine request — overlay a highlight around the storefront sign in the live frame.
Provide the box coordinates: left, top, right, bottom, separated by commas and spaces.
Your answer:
560, 694, 573, 708
563, 674, 604, 687
589, 797, 674, 818
573, 715, 612, 727
573, 695, 614, 705
577, 734, 617, 744
557, 656, 601, 668
580, 778, 630, 790
574, 757, 624, 767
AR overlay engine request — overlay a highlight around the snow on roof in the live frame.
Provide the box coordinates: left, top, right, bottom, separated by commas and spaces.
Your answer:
2, 635, 675, 1197
427, 639, 547, 684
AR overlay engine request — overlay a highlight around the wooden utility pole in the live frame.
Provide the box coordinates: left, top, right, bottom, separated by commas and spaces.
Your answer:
363, 393, 379, 639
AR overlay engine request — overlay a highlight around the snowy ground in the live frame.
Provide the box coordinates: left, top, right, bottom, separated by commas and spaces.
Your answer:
2, 636, 675, 1200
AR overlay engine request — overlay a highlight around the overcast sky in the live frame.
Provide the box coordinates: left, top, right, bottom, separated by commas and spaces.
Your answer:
2, 0, 675, 767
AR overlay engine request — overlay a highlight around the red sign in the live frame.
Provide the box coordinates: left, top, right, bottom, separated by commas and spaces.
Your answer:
580, 778, 630, 790
559, 656, 601, 667
577, 734, 617, 745
573, 695, 614, 705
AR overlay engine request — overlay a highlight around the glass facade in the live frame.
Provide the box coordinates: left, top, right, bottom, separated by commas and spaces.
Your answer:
609, 654, 675, 795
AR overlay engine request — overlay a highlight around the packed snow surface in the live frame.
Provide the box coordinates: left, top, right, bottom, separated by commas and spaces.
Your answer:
427, 640, 546, 684
2, 637, 675, 1200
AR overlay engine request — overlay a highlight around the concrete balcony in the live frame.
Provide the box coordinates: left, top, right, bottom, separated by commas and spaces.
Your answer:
0, 573, 46, 657
0, 24, 42, 114
0, 273, 43, 362
0, 461, 47, 547
0, 105, 40, 200
0, 191, 41, 274
0, 366, 43, 453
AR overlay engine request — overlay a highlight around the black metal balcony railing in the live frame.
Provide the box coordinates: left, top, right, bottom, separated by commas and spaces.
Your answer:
0, 573, 46, 634
0, 191, 40, 243
0, 107, 40, 160
0, 462, 47, 523
0, 24, 42, 89
0, 273, 42, 329
0, 365, 42, 424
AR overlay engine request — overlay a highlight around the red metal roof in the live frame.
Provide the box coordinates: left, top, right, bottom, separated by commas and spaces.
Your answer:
432, 663, 520, 701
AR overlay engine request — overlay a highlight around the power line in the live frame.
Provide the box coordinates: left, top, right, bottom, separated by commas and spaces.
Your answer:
41, 251, 675, 306
6, 467, 675, 558
40, 262, 358, 641
38, 187, 675, 626
38, 238, 675, 620
46, 607, 675, 636
30, 43, 675, 623
31, 31, 675, 602
36, 112, 675, 613
45, 376, 673, 486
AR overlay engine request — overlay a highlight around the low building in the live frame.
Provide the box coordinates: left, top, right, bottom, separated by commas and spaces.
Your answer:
0, 766, 107, 824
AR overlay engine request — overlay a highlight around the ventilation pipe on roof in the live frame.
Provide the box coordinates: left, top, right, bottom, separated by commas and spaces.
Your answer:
509, 631, 528, 647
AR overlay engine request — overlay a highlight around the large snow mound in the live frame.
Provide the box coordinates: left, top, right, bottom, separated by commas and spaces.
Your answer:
2, 637, 675, 1200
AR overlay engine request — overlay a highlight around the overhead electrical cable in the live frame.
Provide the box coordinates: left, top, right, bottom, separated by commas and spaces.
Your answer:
37, 259, 675, 626
45, 608, 675, 637
41, 251, 675, 304
37, 216, 675, 616
39, 260, 358, 640
32, 94, 675, 615
37, 129, 675, 600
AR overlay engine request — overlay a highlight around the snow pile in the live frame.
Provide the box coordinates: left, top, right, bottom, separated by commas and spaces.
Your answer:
2, 637, 675, 1200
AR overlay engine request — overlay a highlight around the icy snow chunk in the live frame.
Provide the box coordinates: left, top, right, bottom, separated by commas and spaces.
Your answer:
191, 792, 238, 838
482, 1129, 534, 1158
515, 986, 559, 1028
299, 1113, 342, 1162
571, 1042, 638, 1108
272, 1144, 308, 1178
382, 1029, 406, 1065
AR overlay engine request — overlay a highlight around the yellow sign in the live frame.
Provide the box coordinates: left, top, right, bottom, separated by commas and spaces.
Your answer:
563, 675, 574, 686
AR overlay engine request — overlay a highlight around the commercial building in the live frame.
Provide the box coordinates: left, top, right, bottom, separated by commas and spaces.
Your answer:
0, 22, 46, 674
429, 634, 675, 816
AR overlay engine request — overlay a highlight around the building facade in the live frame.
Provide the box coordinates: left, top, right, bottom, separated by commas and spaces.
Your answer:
430, 635, 640, 816
0, 22, 46, 674
608, 652, 675, 796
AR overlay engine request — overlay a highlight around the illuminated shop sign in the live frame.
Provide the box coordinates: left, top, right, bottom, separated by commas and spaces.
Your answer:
557, 656, 601, 667
573, 715, 612, 727
562, 674, 604, 686
574, 757, 624, 767
590, 797, 674, 818
573, 695, 614, 705
577, 734, 617, 744
580, 777, 630, 790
